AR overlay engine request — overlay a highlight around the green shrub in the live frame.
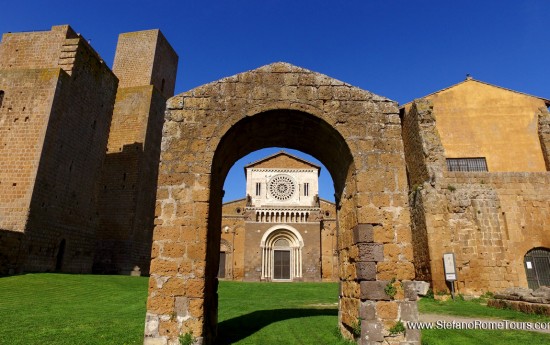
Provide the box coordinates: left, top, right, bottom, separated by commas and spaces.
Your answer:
179, 331, 195, 345
384, 278, 397, 298
425, 288, 434, 299
352, 318, 362, 337
389, 320, 405, 335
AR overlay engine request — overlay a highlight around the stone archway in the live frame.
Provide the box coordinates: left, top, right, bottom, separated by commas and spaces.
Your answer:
144, 62, 418, 345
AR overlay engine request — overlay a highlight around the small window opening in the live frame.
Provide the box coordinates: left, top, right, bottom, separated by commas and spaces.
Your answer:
446, 157, 488, 172
304, 183, 309, 196
0, 90, 4, 108
255, 182, 261, 196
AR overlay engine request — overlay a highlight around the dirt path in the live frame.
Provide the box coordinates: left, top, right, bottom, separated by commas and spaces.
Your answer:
419, 313, 550, 334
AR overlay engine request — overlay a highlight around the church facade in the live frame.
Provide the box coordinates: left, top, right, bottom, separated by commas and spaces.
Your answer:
219, 151, 338, 282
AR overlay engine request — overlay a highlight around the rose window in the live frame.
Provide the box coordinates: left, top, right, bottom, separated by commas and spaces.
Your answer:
268, 174, 296, 201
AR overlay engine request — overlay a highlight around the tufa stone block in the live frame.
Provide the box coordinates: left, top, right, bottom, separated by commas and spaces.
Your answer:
358, 243, 384, 262
360, 301, 376, 320
353, 223, 374, 243
399, 301, 418, 322
361, 320, 384, 344
360, 281, 391, 301
405, 328, 421, 343
144, 337, 168, 345
402, 281, 419, 300
356, 262, 376, 281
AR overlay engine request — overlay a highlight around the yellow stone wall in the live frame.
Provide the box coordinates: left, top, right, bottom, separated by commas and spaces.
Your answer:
413, 80, 548, 172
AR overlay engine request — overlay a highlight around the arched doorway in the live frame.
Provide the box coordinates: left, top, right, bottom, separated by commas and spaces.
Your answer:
524, 248, 550, 289
261, 225, 304, 281
144, 62, 417, 344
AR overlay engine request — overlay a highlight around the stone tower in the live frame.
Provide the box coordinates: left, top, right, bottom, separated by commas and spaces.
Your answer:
94, 30, 178, 274
0, 25, 118, 273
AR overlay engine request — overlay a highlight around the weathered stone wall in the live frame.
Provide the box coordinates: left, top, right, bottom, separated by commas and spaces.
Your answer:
0, 69, 61, 233
95, 30, 178, 275
0, 25, 118, 274
441, 172, 550, 294
400, 99, 445, 284
320, 199, 338, 281
146, 62, 416, 345
95, 86, 167, 275
537, 107, 550, 170
23, 34, 118, 273
0, 25, 78, 70
112, 30, 178, 99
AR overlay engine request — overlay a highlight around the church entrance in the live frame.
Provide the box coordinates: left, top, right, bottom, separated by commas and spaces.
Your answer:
273, 249, 290, 280
261, 225, 303, 281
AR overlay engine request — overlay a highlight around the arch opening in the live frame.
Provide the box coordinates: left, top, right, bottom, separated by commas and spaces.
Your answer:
203, 109, 354, 342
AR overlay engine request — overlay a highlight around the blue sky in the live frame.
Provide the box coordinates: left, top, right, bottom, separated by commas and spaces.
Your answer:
3, 1, 549, 202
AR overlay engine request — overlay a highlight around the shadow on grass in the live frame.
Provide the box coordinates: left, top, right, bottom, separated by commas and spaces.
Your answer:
217, 308, 337, 344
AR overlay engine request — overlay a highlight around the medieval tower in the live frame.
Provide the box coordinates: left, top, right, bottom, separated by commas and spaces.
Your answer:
0, 25, 178, 275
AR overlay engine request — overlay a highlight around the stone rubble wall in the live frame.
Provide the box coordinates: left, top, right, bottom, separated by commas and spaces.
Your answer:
537, 107, 550, 170
489, 286, 550, 316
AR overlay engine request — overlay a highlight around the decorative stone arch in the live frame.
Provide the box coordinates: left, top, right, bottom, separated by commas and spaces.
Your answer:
219, 238, 232, 252
260, 224, 304, 281
145, 62, 417, 344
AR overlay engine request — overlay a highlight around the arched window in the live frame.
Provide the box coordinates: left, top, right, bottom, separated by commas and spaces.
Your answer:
524, 247, 550, 289
260, 225, 304, 281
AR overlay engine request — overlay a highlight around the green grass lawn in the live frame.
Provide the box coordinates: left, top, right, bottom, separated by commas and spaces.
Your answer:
217, 281, 350, 344
0, 274, 148, 345
1, 274, 550, 345
419, 296, 550, 345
